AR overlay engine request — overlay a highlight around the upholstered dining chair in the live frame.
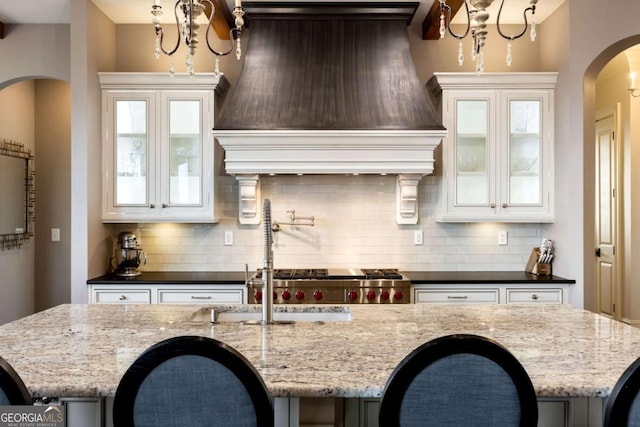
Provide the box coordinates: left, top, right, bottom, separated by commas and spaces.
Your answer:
604, 357, 640, 426
0, 355, 32, 405
378, 334, 538, 427
113, 335, 273, 427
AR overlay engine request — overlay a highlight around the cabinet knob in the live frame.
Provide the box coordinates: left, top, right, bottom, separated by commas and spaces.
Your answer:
119, 295, 126, 300
502, 203, 509, 208
162, 203, 168, 208
150, 204, 155, 209
490, 203, 496, 208
531, 294, 539, 300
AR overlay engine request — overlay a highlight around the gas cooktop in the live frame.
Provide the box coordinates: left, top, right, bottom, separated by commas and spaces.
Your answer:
254, 268, 404, 280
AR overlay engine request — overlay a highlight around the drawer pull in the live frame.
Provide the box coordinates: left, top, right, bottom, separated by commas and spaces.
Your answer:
531, 294, 539, 300
191, 296, 212, 300
447, 295, 468, 299
119, 295, 126, 300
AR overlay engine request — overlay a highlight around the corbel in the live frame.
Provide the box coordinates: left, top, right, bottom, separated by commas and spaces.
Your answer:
236, 174, 261, 224
396, 174, 422, 225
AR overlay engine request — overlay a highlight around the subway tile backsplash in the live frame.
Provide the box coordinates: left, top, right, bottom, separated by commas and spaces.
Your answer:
108, 175, 544, 273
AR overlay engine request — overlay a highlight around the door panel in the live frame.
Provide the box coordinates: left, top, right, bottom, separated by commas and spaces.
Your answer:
595, 113, 617, 318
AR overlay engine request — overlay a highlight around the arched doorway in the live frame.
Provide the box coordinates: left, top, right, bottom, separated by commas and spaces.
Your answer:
585, 36, 640, 324
0, 78, 71, 324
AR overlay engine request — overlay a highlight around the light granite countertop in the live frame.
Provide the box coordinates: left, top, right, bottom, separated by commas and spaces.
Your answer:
0, 303, 638, 399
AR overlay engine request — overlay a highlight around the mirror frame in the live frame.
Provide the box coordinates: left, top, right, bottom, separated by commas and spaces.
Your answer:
0, 139, 34, 250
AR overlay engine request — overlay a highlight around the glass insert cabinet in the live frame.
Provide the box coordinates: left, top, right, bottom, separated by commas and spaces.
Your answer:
431, 72, 557, 222
99, 73, 228, 222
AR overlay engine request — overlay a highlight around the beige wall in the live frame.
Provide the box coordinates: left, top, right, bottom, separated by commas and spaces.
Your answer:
34, 80, 72, 312
69, 0, 117, 304
0, 81, 35, 324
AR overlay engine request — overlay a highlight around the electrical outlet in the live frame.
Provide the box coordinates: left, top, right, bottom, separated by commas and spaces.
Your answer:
498, 230, 508, 246
414, 230, 424, 246
51, 228, 60, 242
224, 231, 233, 246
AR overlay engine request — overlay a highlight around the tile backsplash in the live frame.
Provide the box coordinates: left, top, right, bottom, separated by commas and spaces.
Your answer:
108, 175, 545, 273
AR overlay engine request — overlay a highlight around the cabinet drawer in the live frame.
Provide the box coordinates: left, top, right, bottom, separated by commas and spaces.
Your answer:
414, 289, 499, 304
506, 289, 563, 304
93, 289, 151, 304
157, 289, 244, 304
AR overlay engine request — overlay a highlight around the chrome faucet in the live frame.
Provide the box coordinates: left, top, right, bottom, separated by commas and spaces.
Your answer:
262, 199, 274, 324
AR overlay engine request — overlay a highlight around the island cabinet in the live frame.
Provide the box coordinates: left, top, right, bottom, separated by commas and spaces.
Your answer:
429, 72, 557, 223
88, 284, 247, 304
98, 72, 228, 223
343, 397, 601, 427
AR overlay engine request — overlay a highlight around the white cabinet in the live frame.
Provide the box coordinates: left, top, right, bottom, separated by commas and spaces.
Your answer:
344, 397, 601, 427
99, 73, 228, 223
88, 284, 246, 304
414, 288, 499, 304
431, 73, 557, 223
412, 283, 568, 305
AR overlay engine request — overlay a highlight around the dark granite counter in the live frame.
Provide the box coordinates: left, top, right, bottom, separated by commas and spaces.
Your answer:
88, 271, 575, 286
403, 271, 575, 285
87, 271, 247, 285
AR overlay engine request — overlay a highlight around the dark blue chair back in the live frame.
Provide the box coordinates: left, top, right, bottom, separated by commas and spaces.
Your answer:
379, 334, 538, 427
604, 357, 640, 426
113, 336, 273, 427
0, 355, 31, 405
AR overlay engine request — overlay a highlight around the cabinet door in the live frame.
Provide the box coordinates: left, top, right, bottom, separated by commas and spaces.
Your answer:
498, 90, 553, 219
443, 91, 498, 220
102, 92, 157, 221
158, 91, 215, 221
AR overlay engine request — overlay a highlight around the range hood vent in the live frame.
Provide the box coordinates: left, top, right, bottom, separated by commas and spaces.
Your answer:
214, 2, 447, 224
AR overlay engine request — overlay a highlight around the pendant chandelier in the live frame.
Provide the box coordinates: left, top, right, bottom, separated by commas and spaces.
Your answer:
151, 0, 245, 77
438, 0, 538, 72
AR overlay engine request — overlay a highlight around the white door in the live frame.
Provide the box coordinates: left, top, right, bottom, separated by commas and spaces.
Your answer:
595, 109, 618, 319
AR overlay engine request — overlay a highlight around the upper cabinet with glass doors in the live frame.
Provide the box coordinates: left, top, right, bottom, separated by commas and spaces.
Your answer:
99, 73, 228, 223
431, 73, 557, 222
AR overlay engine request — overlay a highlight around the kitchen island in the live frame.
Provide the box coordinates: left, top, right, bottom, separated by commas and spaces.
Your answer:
0, 303, 636, 426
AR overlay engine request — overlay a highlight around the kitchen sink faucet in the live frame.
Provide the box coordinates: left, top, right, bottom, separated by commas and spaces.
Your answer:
262, 199, 274, 324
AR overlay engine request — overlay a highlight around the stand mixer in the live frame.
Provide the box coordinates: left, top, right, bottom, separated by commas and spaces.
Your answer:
111, 231, 146, 277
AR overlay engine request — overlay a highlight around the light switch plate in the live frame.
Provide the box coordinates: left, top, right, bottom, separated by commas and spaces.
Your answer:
498, 230, 508, 246
51, 228, 60, 242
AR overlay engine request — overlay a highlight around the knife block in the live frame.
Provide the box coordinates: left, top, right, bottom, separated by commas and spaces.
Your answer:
525, 247, 552, 276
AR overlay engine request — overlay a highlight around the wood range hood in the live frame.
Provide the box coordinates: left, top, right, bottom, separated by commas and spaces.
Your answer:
213, 2, 447, 224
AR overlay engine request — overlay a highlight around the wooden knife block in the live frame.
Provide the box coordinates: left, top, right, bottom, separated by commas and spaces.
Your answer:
525, 247, 552, 276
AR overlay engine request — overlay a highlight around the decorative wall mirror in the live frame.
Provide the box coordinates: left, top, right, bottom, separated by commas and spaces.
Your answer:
0, 139, 34, 250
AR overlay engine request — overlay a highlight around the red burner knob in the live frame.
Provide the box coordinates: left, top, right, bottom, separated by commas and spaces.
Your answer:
394, 290, 404, 301
282, 290, 291, 301
366, 290, 376, 301
254, 290, 263, 302
347, 290, 358, 301
295, 290, 305, 301
273, 291, 278, 301
313, 290, 323, 301
380, 290, 390, 301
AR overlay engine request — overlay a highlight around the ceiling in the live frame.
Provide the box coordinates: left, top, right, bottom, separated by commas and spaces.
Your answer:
0, 0, 564, 25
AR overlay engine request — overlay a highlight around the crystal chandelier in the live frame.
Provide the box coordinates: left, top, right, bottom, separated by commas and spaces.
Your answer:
151, 0, 245, 77
438, 0, 538, 72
